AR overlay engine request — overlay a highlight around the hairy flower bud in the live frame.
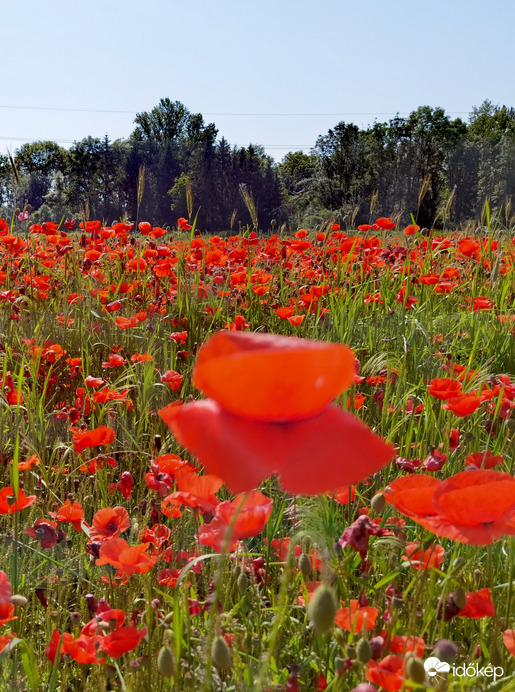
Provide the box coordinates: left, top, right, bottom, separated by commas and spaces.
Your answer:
157, 646, 175, 678
307, 585, 337, 634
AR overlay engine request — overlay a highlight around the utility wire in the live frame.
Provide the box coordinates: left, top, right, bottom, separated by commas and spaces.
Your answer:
0, 104, 471, 116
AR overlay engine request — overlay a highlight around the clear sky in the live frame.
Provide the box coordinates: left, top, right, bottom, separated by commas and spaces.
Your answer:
1, 0, 514, 160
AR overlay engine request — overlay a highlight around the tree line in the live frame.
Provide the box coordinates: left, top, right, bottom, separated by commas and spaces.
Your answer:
1, 98, 515, 231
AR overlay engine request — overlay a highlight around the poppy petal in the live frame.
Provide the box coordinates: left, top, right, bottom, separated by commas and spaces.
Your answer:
162, 399, 394, 494
384, 475, 441, 518
193, 331, 356, 421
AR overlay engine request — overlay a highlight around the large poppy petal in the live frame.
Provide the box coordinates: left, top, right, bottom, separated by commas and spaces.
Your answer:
193, 331, 356, 421
434, 470, 515, 526
161, 399, 394, 494
384, 475, 441, 519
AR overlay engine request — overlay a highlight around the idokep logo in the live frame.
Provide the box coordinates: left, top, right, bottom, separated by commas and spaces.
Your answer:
424, 656, 504, 682
424, 657, 450, 680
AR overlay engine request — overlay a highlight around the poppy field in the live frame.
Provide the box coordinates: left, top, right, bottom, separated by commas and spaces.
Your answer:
0, 213, 514, 691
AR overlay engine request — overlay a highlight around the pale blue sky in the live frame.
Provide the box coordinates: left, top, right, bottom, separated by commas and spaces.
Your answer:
1, 0, 514, 159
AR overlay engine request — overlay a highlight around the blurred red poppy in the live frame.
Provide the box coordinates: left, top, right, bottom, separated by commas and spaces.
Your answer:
0, 487, 36, 514
335, 600, 379, 632
96, 537, 156, 575
73, 425, 115, 453
160, 332, 394, 494
198, 491, 273, 551
458, 588, 495, 618
385, 470, 515, 544
101, 626, 147, 658
366, 655, 406, 691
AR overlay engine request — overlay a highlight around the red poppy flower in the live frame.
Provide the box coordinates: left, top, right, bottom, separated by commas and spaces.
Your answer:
161, 370, 184, 391
458, 588, 495, 618
385, 470, 515, 544
85, 376, 104, 387
366, 655, 406, 691
0, 486, 36, 514
442, 393, 482, 417
100, 626, 147, 658
458, 588, 495, 620
161, 468, 222, 517
45, 630, 104, 665
192, 332, 355, 422
49, 500, 85, 531
0, 571, 11, 604
90, 506, 130, 542
403, 223, 420, 236
198, 491, 273, 551
503, 629, 515, 656
177, 217, 192, 231
375, 217, 396, 230
160, 332, 394, 494
402, 542, 445, 570
73, 425, 115, 453
428, 378, 462, 400
335, 600, 379, 632
96, 537, 156, 575
465, 451, 504, 469
473, 297, 495, 312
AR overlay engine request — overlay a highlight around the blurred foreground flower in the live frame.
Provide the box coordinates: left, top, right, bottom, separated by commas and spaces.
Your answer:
159, 331, 394, 494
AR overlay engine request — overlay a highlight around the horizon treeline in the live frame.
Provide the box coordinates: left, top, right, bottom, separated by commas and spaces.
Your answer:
2, 98, 515, 231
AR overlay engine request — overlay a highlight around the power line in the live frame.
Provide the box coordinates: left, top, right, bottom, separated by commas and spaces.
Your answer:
0, 104, 471, 116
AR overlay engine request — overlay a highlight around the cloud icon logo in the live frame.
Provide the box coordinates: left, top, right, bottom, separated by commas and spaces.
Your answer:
424, 657, 451, 678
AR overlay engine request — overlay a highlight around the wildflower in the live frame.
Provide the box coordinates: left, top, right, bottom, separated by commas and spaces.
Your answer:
73, 425, 116, 453
159, 332, 393, 494
198, 491, 273, 551
335, 600, 379, 632
96, 537, 156, 576
385, 470, 515, 544
90, 507, 130, 543
0, 487, 36, 514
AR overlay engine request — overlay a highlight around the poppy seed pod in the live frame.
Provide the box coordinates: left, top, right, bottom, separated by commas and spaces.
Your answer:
307, 584, 337, 634
211, 636, 232, 671
237, 571, 249, 595
299, 553, 312, 578
407, 657, 426, 684
371, 492, 386, 513
157, 646, 175, 678
356, 638, 371, 663
452, 587, 467, 609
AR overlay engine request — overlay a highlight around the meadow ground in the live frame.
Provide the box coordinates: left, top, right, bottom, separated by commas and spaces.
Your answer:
0, 215, 514, 691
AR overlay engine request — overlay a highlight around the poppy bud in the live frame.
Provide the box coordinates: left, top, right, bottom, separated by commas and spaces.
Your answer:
10, 595, 27, 607
345, 644, 356, 657
434, 639, 458, 665
163, 612, 174, 626
334, 657, 346, 674
298, 553, 312, 578
70, 611, 82, 627
85, 593, 98, 614
307, 584, 337, 634
407, 657, 426, 684
157, 645, 175, 678
370, 492, 386, 513
211, 636, 232, 671
237, 571, 249, 595
452, 587, 467, 609
356, 638, 371, 663
232, 564, 241, 579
